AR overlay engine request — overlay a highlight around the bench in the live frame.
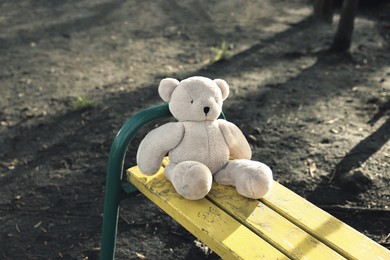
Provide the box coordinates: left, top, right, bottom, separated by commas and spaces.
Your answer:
100, 104, 389, 259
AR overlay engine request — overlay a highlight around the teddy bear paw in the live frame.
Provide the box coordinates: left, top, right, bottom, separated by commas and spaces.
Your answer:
166, 161, 213, 200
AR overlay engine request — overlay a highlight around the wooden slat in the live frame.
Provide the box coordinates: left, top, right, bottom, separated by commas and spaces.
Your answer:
208, 182, 344, 260
127, 166, 287, 260
262, 182, 390, 260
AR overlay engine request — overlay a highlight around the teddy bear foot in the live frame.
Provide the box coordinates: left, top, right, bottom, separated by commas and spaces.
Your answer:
214, 160, 273, 199
165, 161, 213, 200
235, 169, 273, 199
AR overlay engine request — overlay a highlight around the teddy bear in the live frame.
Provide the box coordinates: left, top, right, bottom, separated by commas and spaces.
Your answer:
136, 76, 273, 200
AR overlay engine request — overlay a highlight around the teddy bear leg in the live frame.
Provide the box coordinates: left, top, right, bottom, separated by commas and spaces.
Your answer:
165, 161, 213, 200
214, 160, 273, 199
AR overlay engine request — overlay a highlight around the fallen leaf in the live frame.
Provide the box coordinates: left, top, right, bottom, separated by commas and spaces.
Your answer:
248, 134, 257, 142
305, 160, 317, 177
326, 118, 339, 124
309, 162, 317, 176
135, 252, 146, 259
34, 221, 42, 229
15, 223, 20, 233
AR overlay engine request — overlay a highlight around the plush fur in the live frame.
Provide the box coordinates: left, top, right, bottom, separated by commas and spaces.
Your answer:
137, 76, 273, 200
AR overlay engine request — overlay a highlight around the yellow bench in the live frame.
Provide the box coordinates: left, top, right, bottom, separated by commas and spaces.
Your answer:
100, 104, 389, 259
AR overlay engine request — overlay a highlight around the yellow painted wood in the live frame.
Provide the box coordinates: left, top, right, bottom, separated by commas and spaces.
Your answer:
129, 158, 389, 259
208, 182, 344, 260
127, 166, 287, 260
262, 182, 390, 260
162, 157, 170, 167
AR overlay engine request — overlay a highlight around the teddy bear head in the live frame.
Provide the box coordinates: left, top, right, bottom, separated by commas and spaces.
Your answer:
158, 76, 230, 121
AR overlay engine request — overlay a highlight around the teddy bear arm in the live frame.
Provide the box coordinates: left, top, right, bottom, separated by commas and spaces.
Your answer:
219, 120, 252, 160
137, 122, 184, 175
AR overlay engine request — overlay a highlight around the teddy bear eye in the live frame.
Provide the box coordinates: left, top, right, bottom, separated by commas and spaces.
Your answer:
191, 100, 194, 104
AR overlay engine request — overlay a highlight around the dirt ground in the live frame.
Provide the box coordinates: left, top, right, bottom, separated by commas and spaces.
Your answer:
0, 0, 389, 259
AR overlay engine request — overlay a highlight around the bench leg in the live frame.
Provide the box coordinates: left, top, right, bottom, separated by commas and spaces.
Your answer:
100, 171, 121, 260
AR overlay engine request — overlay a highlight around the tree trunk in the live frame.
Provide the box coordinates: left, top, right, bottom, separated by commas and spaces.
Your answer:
313, 0, 334, 24
330, 0, 360, 52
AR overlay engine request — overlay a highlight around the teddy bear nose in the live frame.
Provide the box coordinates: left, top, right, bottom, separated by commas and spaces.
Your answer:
203, 106, 210, 115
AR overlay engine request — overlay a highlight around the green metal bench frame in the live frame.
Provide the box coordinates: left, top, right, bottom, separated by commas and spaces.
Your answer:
100, 104, 172, 259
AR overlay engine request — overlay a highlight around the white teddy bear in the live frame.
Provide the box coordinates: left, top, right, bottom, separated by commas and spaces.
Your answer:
137, 76, 273, 200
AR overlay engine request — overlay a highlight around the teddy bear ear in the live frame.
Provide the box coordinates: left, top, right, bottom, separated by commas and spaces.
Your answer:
214, 79, 230, 101
158, 78, 180, 102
